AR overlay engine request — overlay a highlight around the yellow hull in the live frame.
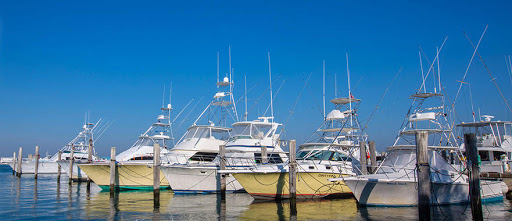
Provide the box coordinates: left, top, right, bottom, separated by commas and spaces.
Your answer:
233, 172, 352, 199
78, 163, 170, 190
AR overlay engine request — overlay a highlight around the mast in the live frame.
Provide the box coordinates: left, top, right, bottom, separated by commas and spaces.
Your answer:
346, 53, 353, 127
217, 51, 220, 88
245, 75, 248, 121
334, 72, 337, 98
419, 51, 426, 93
323, 59, 326, 119
268, 52, 274, 123
437, 46, 441, 92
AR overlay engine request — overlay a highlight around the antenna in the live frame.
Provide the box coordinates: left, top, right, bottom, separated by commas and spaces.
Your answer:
268, 52, 274, 123
162, 84, 166, 108
217, 51, 220, 88
229, 45, 232, 83
419, 51, 426, 93
334, 72, 337, 98
346, 53, 353, 127
437, 46, 441, 92
323, 59, 326, 119
169, 82, 172, 106
245, 75, 248, 121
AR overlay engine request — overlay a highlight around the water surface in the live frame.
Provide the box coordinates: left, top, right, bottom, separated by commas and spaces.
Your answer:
1, 165, 511, 220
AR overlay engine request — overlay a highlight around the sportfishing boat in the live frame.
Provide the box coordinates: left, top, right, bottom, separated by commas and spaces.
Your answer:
330, 54, 504, 206
160, 73, 238, 193
458, 115, 512, 174
161, 52, 288, 193
10, 118, 105, 174
228, 97, 367, 200
78, 103, 173, 190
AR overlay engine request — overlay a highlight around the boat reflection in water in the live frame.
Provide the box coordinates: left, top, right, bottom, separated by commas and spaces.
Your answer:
83, 189, 174, 220
240, 198, 358, 220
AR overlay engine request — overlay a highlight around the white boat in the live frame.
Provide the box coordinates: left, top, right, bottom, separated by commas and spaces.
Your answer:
330, 72, 505, 205
10, 118, 105, 175
458, 116, 512, 174
79, 102, 174, 190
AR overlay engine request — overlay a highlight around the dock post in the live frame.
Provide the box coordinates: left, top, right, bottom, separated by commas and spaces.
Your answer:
12, 152, 16, 175
69, 148, 74, 184
57, 151, 62, 183
465, 133, 483, 221
17, 147, 23, 177
87, 138, 93, 189
416, 131, 431, 221
153, 143, 161, 208
109, 147, 116, 197
261, 145, 268, 164
369, 141, 377, 174
219, 144, 226, 200
34, 146, 40, 179
289, 140, 297, 217
359, 142, 368, 175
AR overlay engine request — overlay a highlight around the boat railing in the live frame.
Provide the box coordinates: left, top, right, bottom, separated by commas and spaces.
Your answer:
224, 157, 258, 168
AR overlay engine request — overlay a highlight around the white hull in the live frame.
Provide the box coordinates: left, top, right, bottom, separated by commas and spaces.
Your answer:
9, 161, 59, 174
161, 165, 243, 193
57, 160, 89, 179
345, 178, 503, 206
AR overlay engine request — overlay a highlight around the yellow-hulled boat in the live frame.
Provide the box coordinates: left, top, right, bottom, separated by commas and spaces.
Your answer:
78, 162, 170, 190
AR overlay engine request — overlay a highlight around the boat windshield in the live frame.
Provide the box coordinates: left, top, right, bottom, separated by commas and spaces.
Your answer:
298, 150, 352, 162
185, 127, 210, 139
232, 124, 273, 139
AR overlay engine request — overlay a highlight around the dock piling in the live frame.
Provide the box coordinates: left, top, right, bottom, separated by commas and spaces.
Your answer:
34, 146, 40, 179
17, 147, 23, 177
153, 143, 160, 208
465, 133, 483, 221
359, 142, 368, 175
69, 148, 74, 184
369, 141, 376, 174
87, 138, 93, 189
57, 151, 62, 182
12, 152, 16, 175
109, 147, 116, 197
219, 144, 226, 200
289, 140, 297, 216
416, 131, 431, 221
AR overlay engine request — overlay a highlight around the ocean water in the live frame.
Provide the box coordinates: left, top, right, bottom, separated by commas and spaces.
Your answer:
1, 164, 512, 220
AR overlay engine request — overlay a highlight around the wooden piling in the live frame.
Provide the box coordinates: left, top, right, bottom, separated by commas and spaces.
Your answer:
465, 133, 483, 221
12, 152, 16, 175
369, 141, 377, 174
289, 140, 297, 215
261, 145, 268, 164
359, 142, 368, 175
219, 144, 226, 199
17, 147, 23, 177
57, 151, 62, 182
34, 146, 40, 179
87, 138, 93, 189
69, 148, 74, 184
110, 147, 116, 197
153, 143, 160, 208
416, 131, 431, 221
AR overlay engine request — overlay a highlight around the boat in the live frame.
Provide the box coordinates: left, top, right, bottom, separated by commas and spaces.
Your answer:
458, 115, 512, 192
9, 118, 104, 175
226, 92, 369, 199
78, 103, 173, 190
329, 53, 504, 205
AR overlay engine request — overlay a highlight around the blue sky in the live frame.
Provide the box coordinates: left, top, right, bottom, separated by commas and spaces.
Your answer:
1, 1, 512, 157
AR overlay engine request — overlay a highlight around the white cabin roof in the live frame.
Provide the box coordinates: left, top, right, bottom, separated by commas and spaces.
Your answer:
330, 97, 361, 104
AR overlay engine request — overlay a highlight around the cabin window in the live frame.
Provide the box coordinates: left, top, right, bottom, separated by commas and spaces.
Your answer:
185, 128, 210, 139
478, 151, 489, 161
188, 152, 218, 162
254, 153, 283, 164
128, 156, 153, 161
308, 150, 334, 161
493, 151, 505, 161
331, 152, 352, 162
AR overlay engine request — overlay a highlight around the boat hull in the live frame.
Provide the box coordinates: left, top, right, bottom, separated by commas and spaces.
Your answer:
233, 172, 352, 200
9, 161, 59, 174
78, 163, 170, 190
160, 166, 243, 193
56, 160, 89, 180
345, 178, 504, 206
